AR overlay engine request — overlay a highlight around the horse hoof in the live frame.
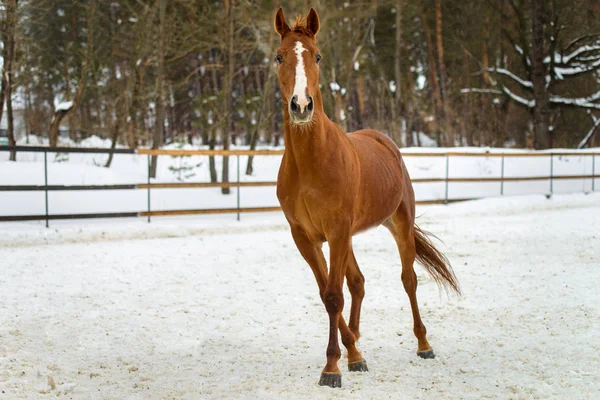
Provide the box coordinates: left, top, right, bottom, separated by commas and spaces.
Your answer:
417, 349, 436, 359
319, 372, 342, 388
348, 359, 369, 372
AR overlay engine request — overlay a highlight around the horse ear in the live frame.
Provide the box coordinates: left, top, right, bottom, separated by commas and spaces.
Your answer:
306, 8, 320, 37
275, 7, 290, 38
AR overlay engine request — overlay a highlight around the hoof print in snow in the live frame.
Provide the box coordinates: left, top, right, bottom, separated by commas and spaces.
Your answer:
417, 349, 436, 359
348, 359, 368, 372
318, 373, 342, 388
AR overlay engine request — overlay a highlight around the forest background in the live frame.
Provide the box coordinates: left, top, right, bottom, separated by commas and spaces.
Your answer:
1, 0, 599, 180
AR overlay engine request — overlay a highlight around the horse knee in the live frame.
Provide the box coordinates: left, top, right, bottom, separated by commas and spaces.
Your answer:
401, 270, 417, 290
324, 291, 344, 315
346, 272, 365, 297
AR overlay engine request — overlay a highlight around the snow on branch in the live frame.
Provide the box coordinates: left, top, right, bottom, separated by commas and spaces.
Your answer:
56, 100, 74, 112
546, 38, 600, 80
564, 34, 600, 54
463, 86, 600, 110
461, 86, 534, 108
550, 90, 600, 109
460, 88, 503, 95
577, 113, 600, 149
554, 57, 600, 79
489, 68, 533, 88
501, 86, 534, 108
513, 44, 531, 67
562, 44, 600, 64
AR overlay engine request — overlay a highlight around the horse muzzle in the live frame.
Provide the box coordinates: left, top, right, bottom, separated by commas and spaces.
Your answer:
289, 94, 314, 125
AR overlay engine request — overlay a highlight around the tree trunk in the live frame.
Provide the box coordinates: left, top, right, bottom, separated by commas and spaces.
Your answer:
357, 74, 365, 129
49, 0, 95, 147
209, 130, 218, 182
435, 0, 449, 146
531, 0, 550, 149
2, 0, 17, 160
421, 13, 443, 146
106, 10, 122, 169
480, 19, 493, 146
272, 117, 280, 147
105, 115, 120, 168
246, 25, 276, 175
462, 49, 473, 146
0, 54, 6, 130
393, 0, 405, 147
127, 61, 146, 149
221, 0, 234, 194
405, 56, 416, 147
24, 81, 32, 144
150, 0, 166, 178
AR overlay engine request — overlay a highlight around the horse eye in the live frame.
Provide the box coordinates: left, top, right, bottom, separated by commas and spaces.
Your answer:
316, 54, 322, 64
275, 54, 283, 64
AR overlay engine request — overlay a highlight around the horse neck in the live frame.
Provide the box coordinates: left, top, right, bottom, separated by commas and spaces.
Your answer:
282, 92, 346, 165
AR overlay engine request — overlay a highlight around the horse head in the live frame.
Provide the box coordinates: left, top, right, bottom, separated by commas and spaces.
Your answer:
274, 7, 321, 126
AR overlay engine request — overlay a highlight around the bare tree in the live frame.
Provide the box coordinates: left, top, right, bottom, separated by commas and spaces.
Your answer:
530, 0, 550, 148
420, 10, 443, 146
221, 0, 234, 194
246, 20, 277, 175
392, 0, 405, 147
435, 0, 450, 145
48, 0, 95, 147
1, 0, 18, 160
149, 0, 167, 178
463, 1, 600, 149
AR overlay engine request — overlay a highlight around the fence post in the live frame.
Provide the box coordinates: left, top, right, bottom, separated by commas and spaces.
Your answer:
147, 154, 151, 223
237, 154, 241, 221
549, 153, 554, 196
44, 150, 49, 228
593, 154, 596, 192
500, 154, 505, 196
444, 154, 450, 204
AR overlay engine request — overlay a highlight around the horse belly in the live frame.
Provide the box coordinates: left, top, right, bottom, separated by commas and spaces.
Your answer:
352, 182, 402, 234
351, 146, 405, 233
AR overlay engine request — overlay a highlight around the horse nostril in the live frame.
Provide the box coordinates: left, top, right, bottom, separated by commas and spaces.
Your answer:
290, 95, 299, 113
307, 96, 314, 112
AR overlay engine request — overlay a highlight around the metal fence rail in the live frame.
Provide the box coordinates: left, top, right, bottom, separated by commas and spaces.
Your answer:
1, 146, 598, 227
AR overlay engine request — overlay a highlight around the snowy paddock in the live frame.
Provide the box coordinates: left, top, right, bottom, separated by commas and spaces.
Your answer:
1, 193, 599, 399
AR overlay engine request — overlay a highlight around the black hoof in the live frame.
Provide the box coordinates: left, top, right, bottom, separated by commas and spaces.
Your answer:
348, 359, 369, 372
417, 349, 436, 359
319, 373, 342, 388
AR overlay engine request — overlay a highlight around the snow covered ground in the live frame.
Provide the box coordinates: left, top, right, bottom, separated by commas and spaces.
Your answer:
1, 193, 599, 399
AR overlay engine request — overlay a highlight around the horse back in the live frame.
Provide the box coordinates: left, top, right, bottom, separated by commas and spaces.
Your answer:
348, 129, 406, 177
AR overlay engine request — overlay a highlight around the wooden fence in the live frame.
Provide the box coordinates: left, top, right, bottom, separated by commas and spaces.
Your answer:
0, 146, 598, 227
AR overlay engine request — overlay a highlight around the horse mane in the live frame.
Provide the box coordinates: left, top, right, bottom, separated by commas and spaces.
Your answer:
292, 15, 314, 37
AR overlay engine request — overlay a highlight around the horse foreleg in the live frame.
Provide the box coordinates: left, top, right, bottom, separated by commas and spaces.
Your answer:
316, 230, 352, 388
291, 228, 363, 387
345, 249, 368, 372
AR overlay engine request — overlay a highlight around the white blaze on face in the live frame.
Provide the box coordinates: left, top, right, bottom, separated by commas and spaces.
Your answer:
293, 41, 309, 113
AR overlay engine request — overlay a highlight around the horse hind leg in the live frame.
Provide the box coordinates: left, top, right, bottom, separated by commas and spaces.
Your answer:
386, 205, 435, 359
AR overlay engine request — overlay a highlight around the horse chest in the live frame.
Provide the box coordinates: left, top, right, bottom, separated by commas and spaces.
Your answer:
279, 186, 327, 240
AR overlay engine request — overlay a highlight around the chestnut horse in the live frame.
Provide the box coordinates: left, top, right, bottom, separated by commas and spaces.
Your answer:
274, 8, 460, 388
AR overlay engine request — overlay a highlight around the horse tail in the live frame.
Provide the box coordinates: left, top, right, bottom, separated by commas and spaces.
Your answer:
413, 224, 461, 295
